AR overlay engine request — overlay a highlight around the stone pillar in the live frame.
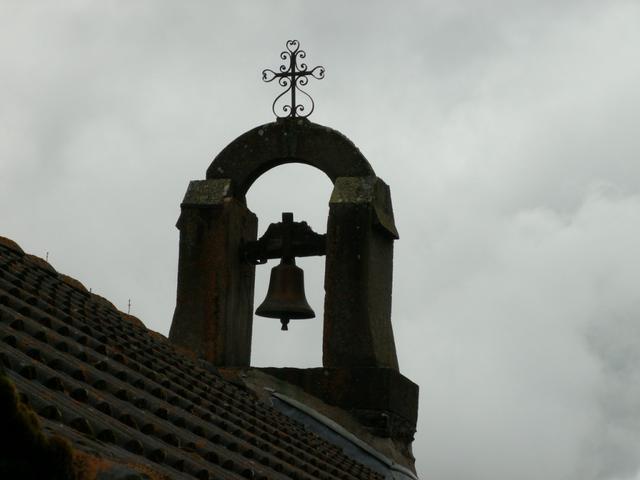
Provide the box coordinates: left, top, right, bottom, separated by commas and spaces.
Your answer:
169, 179, 257, 366
323, 176, 400, 370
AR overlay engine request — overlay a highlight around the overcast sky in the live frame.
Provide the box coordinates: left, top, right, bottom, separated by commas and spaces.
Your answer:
2, 1, 640, 479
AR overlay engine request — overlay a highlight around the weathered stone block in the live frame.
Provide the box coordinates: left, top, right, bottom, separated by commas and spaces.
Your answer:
170, 181, 257, 366
324, 177, 399, 369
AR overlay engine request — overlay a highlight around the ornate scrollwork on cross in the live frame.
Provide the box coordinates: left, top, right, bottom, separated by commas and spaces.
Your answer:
262, 40, 325, 119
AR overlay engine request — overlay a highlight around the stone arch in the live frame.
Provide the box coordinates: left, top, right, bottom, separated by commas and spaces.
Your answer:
206, 118, 376, 198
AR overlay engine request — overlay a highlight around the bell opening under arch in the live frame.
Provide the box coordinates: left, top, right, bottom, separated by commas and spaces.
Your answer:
246, 163, 332, 367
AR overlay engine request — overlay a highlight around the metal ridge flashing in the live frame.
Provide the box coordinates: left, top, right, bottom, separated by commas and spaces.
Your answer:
271, 391, 419, 480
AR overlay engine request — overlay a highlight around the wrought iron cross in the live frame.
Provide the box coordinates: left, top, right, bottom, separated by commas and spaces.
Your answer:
262, 40, 325, 119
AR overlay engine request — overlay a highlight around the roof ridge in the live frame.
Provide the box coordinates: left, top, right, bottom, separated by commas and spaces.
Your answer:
0, 235, 24, 255
0, 235, 145, 329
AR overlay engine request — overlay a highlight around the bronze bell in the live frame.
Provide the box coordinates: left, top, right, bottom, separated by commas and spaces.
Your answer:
255, 259, 315, 331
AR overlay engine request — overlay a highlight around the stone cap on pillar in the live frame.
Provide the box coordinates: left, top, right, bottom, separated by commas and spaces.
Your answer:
330, 176, 399, 240
181, 179, 232, 207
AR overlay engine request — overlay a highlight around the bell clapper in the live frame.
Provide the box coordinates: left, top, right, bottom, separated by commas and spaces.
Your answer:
280, 318, 290, 331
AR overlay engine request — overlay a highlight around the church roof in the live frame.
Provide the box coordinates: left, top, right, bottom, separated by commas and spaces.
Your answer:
0, 236, 387, 480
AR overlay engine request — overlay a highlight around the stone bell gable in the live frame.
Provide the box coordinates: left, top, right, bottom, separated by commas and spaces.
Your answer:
168, 118, 418, 468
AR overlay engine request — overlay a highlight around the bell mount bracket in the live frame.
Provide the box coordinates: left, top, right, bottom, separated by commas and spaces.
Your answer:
241, 212, 326, 266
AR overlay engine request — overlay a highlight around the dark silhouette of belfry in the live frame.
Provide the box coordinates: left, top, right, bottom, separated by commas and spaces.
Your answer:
169, 41, 418, 467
